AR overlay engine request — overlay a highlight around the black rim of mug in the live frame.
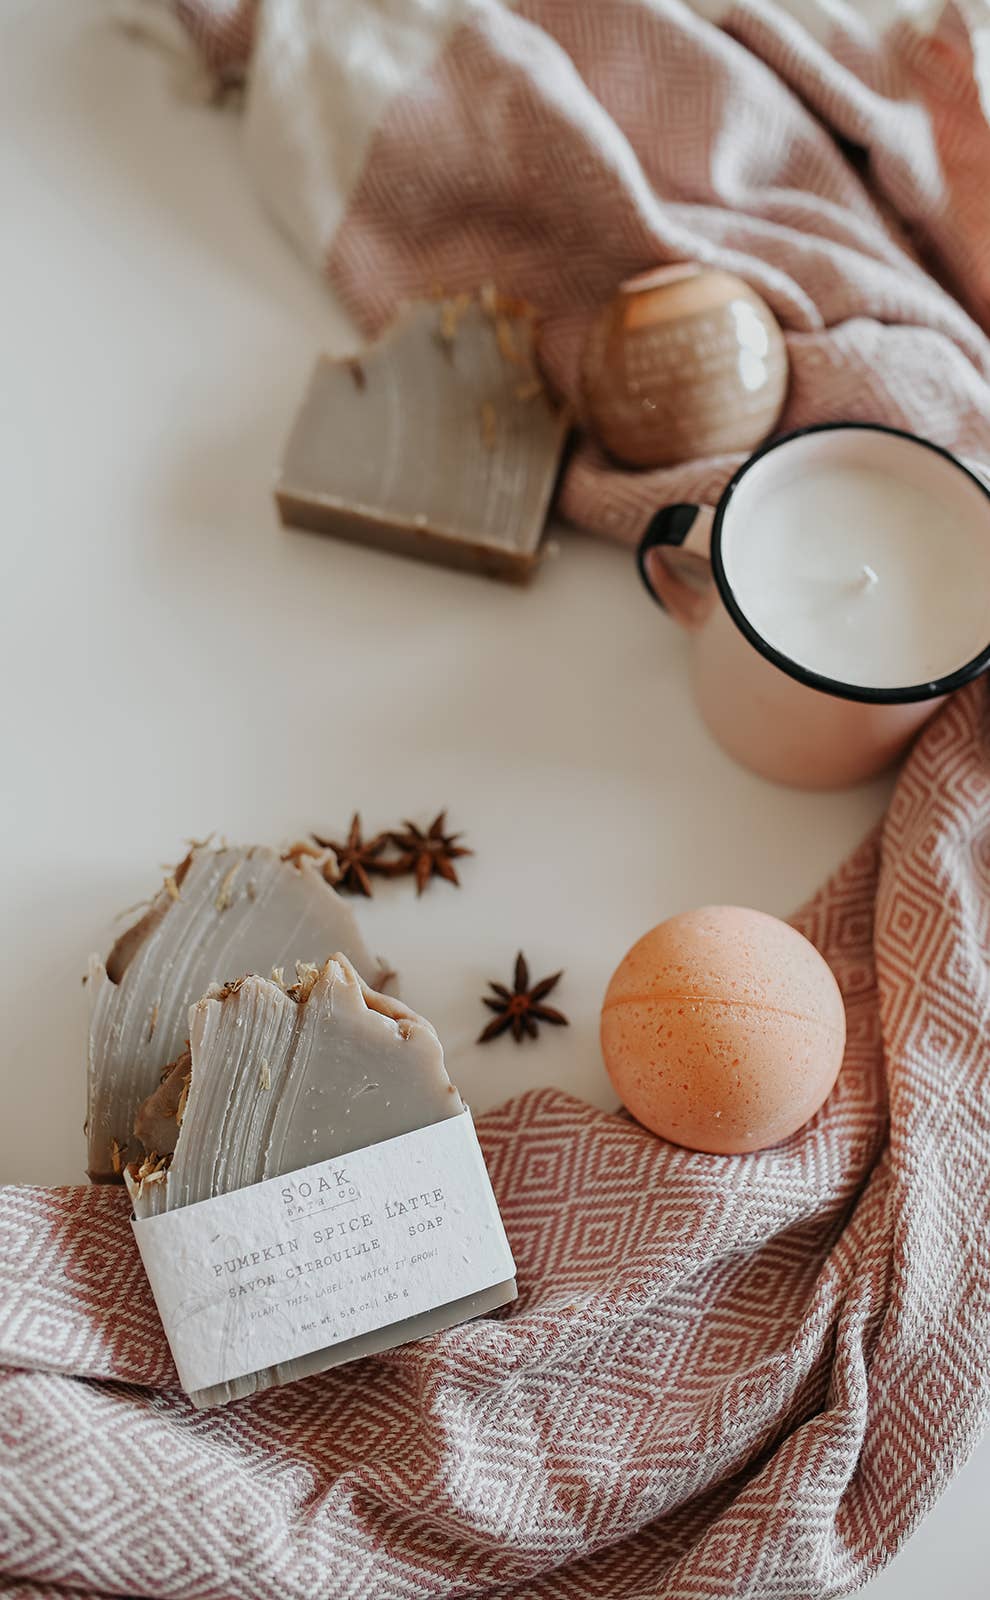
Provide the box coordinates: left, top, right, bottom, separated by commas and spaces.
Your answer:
705, 421, 990, 707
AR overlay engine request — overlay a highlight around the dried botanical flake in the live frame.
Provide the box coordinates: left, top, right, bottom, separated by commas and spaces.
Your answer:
164, 874, 181, 902
110, 1138, 124, 1176
215, 862, 241, 913
515, 377, 544, 402
270, 965, 285, 988
126, 1160, 153, 1187
287, 961, 321, 1003
148, 1002, 160, 1042
438, 292, 471, 344
480, 401, 498, 450
212, 978, 246, 1001
321, 855, 342, 888
345, 357, 366, 390
281, 840, 323, 869
481, 282, 536, 324
128, 954, 516, 1408
130, 1148, 172, 1186
246, 879, 257, 901
495, 316, 522, 366
258, 1058, 271, 1092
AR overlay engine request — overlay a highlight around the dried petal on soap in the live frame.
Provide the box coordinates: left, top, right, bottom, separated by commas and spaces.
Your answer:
214, 862, 241, 911
281, 840, 332, 872
438, 292, 471, 344
128, 1148, 171, 1188
87, 843, 382, 1182
515, 377, 544, 402
128, 954, 516, 1409
495, 316, 521, 366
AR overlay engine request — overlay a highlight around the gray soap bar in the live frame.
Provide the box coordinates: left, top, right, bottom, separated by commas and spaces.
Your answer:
127, 956, 517, 1407
87, 844, 383, 1182
275, 297, 570, 583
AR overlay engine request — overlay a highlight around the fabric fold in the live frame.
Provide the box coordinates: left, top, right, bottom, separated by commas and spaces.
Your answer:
189, 0, 990, 545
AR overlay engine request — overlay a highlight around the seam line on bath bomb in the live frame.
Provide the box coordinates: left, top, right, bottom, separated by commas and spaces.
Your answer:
601, 991, 843, 1030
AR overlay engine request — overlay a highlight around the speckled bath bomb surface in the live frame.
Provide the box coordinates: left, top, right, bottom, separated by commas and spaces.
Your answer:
600, 906, 846, 1154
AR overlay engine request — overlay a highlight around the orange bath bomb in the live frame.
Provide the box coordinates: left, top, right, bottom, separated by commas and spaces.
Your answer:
600, 907, 845, 1154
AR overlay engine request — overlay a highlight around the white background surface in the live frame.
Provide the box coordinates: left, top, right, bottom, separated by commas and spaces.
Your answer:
0, 3, 986, 1591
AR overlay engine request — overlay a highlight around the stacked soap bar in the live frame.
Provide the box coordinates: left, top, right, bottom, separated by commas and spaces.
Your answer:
127, 956, 516, 1409
86, 843, 382, 1182
87, 845, 516, 1406
275, 294, 570, 583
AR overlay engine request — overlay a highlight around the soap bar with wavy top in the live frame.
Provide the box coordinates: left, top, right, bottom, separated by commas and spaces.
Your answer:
127, 956, 517, 1408
86, 844, 382, 1182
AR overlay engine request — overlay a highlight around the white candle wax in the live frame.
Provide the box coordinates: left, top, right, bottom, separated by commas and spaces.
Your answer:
723, 461, 990, 689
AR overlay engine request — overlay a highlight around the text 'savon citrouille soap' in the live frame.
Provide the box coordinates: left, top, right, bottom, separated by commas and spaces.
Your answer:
126, 956, 517, 1408
86, 842, 385, 1182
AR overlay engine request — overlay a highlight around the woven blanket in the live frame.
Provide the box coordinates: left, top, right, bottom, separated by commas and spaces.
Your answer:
170, 0, 990, 543
3, 680, 990, 1596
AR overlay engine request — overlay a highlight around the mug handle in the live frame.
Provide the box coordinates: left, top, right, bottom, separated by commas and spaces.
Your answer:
636, 503, 718, 631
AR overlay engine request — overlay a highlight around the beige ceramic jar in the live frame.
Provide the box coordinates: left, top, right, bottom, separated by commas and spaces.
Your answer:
581, 263, 789, 469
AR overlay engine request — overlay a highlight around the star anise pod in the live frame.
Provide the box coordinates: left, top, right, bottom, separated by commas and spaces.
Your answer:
311, 813, 392, 897
477, 952, 569, 1044
389, 810, 472, 895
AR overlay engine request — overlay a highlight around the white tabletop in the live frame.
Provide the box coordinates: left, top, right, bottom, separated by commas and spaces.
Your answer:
1, 3, 986, 1591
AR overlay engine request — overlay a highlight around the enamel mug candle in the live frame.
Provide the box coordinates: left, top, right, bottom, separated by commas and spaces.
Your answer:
638, 424, 990, 788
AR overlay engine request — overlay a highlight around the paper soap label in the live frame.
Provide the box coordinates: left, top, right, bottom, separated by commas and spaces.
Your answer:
132, 1110, 515, 1394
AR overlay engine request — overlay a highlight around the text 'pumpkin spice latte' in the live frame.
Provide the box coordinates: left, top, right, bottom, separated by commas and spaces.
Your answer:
86, 843, 385, 1182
